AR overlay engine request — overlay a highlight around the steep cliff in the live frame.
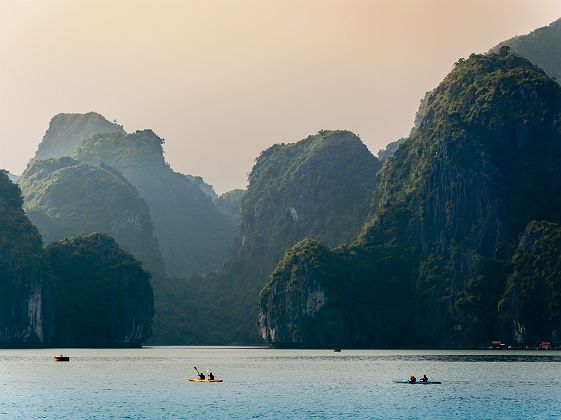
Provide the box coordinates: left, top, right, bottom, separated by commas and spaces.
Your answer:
0, 171, 53, 346
73, 129, 236, 278
34, 112, 124, 160
376, 91, 432, 161
18, 157, 165, 276
47, 233, 154, 347
239, 130, 380, 269
499, 221, 561, 344
493, 18, 561, 82
188, 130, 381, 344
366, 51, 561, 346
258, 239, 384, 347
260, 52, 561, 347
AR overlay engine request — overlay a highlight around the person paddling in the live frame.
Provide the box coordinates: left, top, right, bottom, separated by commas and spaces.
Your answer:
194, 366, 206, 380
409, 375, 417, 384
420, 374, 428, 383
209, 372, 215, 381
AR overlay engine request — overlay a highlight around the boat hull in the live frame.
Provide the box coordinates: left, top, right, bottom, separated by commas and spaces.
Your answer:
393, 380, 441, 384
187, 377, 223, 383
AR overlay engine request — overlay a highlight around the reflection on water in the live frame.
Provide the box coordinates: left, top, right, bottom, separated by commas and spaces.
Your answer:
251, 353, 561, 363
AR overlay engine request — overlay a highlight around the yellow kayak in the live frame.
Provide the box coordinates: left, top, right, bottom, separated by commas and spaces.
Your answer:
187, 377, 223, 383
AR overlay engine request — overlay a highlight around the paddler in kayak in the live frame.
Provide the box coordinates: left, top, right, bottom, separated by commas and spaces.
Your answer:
209, 372, 215, 381
198, 372, 206, 380
420, 374, 429, 382
409, 375, 417, 384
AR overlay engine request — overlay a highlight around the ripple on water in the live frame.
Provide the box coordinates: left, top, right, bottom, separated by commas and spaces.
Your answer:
1, 348, 561, 418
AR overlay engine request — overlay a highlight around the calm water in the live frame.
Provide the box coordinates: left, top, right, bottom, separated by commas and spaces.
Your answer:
1, 347, 561, 419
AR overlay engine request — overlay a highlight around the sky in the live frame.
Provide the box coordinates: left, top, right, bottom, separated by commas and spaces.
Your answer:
1, 1, 560, 193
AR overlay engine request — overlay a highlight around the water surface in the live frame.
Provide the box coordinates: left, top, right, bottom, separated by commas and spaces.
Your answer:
1, 347, 560, 418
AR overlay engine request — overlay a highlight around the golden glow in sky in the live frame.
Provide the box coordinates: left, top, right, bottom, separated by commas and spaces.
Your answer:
1, 0, 560, 191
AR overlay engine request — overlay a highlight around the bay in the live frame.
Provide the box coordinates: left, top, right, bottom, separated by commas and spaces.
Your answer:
1, 347, 560, 418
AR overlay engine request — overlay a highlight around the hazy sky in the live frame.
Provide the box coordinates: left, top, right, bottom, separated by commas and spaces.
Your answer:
1, 1, 560, 192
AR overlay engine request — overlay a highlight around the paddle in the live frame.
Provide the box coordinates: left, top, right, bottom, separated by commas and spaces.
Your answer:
194, 366, 201, 377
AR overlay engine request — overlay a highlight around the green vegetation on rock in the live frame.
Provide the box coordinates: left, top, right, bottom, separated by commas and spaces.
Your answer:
493, 18, 561, 82
0, 171, 53, 345
18, 157, 165, 276
0, 171, 153, 347
73, 129, 236, 278
499, 221, 561, 344
187, 130, 381, 344
47, 233, 154, 347
260, 51, 561, 348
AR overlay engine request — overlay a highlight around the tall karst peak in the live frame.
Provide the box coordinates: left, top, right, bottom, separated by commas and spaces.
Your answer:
260, 51, 561, 348
73, 129, 236, 278
184, 129, 381, 344
35, 112, 125, 161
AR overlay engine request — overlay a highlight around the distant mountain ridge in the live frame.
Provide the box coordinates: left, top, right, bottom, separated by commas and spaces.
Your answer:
493, 18, 561, 82
34, 112, 124, 161
22, 113, 241, 343
73, 129, 237, 278
18, 157, 166, 276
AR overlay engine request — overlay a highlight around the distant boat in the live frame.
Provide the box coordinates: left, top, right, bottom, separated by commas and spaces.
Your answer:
187, 377, 223, 383
332, 348, 341, 352
53, 355, 69, 362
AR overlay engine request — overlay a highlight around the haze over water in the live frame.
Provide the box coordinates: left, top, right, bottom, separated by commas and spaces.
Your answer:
2, 347, 561, 418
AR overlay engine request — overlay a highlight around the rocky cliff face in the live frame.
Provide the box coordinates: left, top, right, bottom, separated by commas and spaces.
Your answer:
260, 52, 561, 348
73, 129, 236, 278
366, 52, 561, 346
34, 112, 124, 160
188, 130, 381, 344
0, 171, 53, 346
47, 233, 154, 347
239, 130, 380, 270
18, 157, 165, 276
259, 239, 364, 347
499, 221, 561, 344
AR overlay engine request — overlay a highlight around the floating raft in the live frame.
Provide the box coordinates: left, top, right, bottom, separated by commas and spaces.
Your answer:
53, 356, 70, 362
187, 377, 223, 383
393, 379, 441, 384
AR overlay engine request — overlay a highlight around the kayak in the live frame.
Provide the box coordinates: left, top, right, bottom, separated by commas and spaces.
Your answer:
393, 379, 441, 384
187, 377, 223, 383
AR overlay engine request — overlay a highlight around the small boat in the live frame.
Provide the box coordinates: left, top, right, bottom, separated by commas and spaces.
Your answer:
187, 377, 223, 383
393, 379, 441, 384
53, 355, 70, 362
332, 348, 341, 352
